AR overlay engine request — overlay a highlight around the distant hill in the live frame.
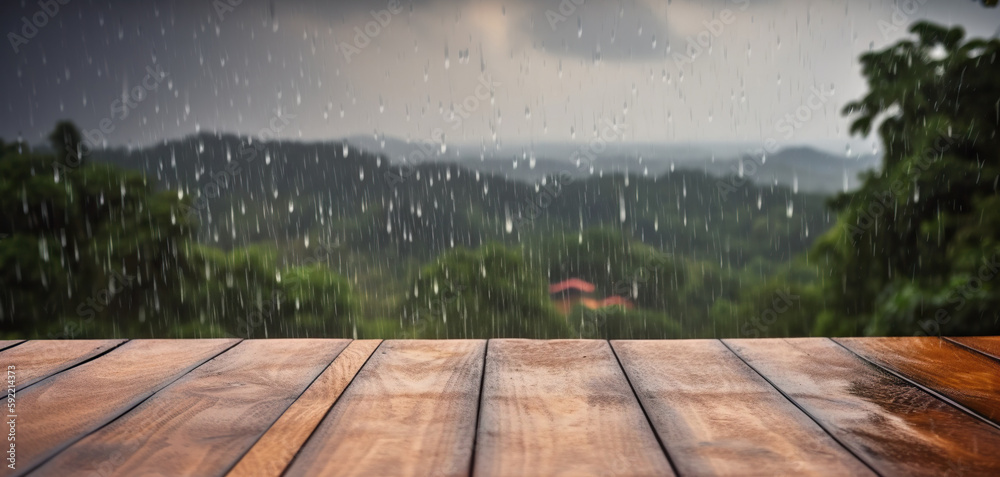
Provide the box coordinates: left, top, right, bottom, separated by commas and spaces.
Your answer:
90, 133, 835, 267
343, 136, 879, 194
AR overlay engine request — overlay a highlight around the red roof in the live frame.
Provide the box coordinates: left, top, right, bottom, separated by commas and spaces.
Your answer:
548, 279, 596, 294
599, 296, 634, 309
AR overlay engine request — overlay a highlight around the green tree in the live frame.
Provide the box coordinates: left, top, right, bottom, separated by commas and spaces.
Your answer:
402, 244, 570, 339
1, 122, 359, 339
813, 22, 1000, 336
570, 305, 682, 340
48, 121, 85, 165
0, 136, 193, 337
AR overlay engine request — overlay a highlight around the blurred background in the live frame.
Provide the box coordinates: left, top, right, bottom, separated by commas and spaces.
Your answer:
1, 0, 998, 339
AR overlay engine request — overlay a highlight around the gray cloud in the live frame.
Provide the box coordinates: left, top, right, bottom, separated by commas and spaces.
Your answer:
1, 0, 999, 150
513, 0, 671, 61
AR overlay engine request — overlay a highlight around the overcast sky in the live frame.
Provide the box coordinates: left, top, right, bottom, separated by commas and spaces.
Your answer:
2, 0, 998, 152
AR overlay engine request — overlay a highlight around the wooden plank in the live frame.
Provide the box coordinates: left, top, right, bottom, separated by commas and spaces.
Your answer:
226, 340, 380, 477
613, 340, 874, 476
8, 339, 238, 476
33, 339, 351, 477
284, 340, 485, 477
725, 338, 1000, 476
474, 340, 674, 477
0, 340, 23, 352
0, 340, 125, 389
836, 337, 1000, 425
949, 336, 1000, 361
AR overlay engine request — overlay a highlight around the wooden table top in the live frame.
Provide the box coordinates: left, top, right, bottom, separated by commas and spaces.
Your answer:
1, 337, 998, 476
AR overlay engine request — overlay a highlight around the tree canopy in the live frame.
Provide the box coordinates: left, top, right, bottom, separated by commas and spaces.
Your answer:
813, 21, 1000, 336
0, 127, 358, 338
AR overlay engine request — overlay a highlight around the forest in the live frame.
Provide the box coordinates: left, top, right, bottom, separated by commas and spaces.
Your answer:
1, 21, 998, 340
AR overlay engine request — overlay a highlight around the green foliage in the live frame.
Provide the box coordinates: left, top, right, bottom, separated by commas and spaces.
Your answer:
3, 124, 824, 340
570, 305, 682, 340
816, 22, 1000, 336
280, 263, 358, 336
0, 146, 190, 337
530, 228, 684, 298
710, 259, 825, 338
12, 20, 1000, 344
0, 125, 359, 339
401, 243, 570, 339
48, 121, 85, 165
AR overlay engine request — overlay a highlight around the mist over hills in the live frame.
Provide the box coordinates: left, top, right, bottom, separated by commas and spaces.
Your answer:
343, 135, 880, 194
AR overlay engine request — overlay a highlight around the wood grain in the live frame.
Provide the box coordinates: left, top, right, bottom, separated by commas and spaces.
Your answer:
33, 339, 350, 477
0, 340, 22, 352
0, 340, 125, 389
613, 340, 873, 476
284, 340, 485, 477
837, 337, 1000, 425
725, 338, 1000, 476
949, 336, 1000, 361
226, 339, 380, 477
474, 340, 674, 477
8, 339, 238, 476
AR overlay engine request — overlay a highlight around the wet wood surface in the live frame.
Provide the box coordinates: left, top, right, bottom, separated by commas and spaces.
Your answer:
7, 339, 238, 476
613, 340, 874, 476
0, 340, 23, 352
0, 340, 124, 389
8, 337, 1000, 476
284, 340, 486, 477
32, 340, 350, 477
725, 338, 1000, 476
949, 335, 1000, 361
474, 340, 674, 477
227, 340, 381, 477
836, 336, 1000, 425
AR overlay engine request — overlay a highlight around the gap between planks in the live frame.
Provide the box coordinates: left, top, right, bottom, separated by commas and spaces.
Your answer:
12, 338, 1000, 477
725, 338, 1000, 476
832, 337, 1000, 431
225, 339, 382, 477
13, 339, 243, 477
0, 340, 128, 391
